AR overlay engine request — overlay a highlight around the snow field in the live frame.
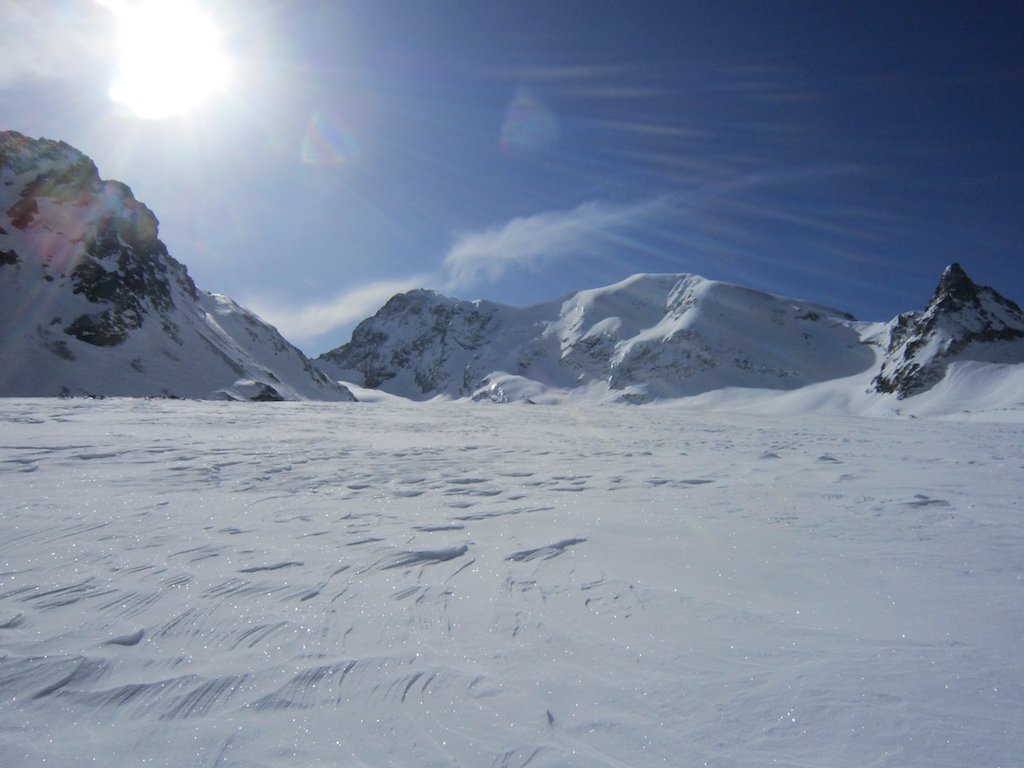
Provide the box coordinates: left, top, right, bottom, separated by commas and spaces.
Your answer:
0, 399, 1021, 767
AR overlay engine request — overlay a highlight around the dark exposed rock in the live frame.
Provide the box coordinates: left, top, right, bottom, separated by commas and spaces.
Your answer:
0, 130, 75, 174
64, 310, 134, 347
0, 133, 199, 351
62, 212, 193, 346
873, 263, 1024, 397
249, 383, 285, 402
0, 130, 354, 400
41, 334, 75, 361
6, 157, 99, 228
319, 289, 498, 394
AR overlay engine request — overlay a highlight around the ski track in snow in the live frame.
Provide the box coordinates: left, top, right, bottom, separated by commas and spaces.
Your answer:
0, 398, 1022, 767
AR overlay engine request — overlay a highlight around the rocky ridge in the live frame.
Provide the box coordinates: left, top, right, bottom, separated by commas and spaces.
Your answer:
319, 265, 1024, 405
5, 131, 1020, 406
317, 273, 877, 402
0, 130, 353, 401
873, 263, 1024, 398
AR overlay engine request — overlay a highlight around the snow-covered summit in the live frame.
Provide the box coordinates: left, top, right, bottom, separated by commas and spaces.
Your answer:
0, 130, 353, 401
873, 263, 1024, 398
317, 265, 1024, 411
317, 272, 876, 402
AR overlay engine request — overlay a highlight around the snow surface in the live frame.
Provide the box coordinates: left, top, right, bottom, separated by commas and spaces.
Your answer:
1, 398, 1022, 767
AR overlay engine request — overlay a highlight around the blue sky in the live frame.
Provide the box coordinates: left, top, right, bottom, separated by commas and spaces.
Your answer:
4, 1, 1022, 353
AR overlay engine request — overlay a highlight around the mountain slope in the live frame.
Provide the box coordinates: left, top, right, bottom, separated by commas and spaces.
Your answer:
0, 130, 353, 401
872, 263, 1024, 398
317, 273, 876, 402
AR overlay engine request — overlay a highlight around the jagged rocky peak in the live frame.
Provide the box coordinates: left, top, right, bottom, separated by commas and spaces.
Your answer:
930, 262, 1023, 324
873, 263, 1024, 398
934, 262, 976, 304
0, 130, 353, 401
0, 130, 82, 177
2, 130, 198, 347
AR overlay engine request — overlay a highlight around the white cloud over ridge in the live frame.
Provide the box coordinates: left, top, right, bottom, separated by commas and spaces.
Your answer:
244, 277, 428, 344
247, 197, 667, 347
442, 197, 667, 291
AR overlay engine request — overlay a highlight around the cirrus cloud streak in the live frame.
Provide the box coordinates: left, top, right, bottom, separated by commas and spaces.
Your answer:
442, 197, 669, 291
244, 197, 668, 349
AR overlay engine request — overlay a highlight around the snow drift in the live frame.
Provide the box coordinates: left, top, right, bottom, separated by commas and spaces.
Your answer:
1, 398, 1021, 766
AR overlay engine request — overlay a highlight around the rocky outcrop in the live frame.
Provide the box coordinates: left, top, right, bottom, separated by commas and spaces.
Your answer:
873, 263, 1024, 398
0, 130, 354, 401
319, 289, 502, 391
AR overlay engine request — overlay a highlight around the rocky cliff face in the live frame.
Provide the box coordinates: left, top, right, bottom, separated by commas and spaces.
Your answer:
872, 263, 1024, 398
0, 130, 353, 401
317, 274, 876, 402
319, 289, 506, 392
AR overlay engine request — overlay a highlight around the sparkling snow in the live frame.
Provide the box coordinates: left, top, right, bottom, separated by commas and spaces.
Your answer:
1, 398, 1022, 767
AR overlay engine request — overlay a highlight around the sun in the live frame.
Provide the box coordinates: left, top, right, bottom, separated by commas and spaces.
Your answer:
100, 0, 233, 120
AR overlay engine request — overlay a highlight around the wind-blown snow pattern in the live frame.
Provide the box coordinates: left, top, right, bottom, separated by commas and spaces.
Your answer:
1, 398, 1022, 766
0, 130, 353, 401
317, 274, 875, 403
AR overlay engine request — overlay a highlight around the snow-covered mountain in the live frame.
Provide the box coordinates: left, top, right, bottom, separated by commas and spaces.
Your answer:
317, 273, 878, 402
7, 130, 1019, 409
0, 131, 353, 401
318, 266, 1024, 407
872, 263, 1024, 398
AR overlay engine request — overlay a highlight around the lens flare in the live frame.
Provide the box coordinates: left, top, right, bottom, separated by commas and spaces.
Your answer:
301, 112, 360, 166
500, 87, 559, 154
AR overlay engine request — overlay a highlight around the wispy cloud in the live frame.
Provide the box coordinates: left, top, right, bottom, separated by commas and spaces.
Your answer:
243, 166, 863, 344
242, 197, 669, 345
243, 277, 429, 344
442, 198, 668, 291
491, 64, 642, 82
0, 2, 112, 87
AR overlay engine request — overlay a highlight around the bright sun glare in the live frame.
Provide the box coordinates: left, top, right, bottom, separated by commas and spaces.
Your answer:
100, 0, 233, 120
